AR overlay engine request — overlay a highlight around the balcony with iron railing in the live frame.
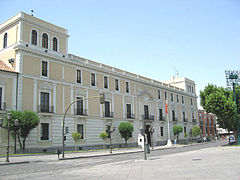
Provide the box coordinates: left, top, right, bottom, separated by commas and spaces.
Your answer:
172, 117, 178, 122
159, 116, 165, 121
141, 115, 154, 120
126, 113, 135, 119
183, 118, 188, 122
104, 111, 114, 118
38, 105, 54, 113
75, 109, 88, 116
192, 119, 197, 123
0, 102, 6, 111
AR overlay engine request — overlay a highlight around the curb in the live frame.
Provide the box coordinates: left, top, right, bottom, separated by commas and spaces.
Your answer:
0, 161, 29, 166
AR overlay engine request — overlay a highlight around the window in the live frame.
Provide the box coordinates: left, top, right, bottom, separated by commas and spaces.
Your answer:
42, 61, 48, 77
42, 33, 48, 48
165, 92, 167, 100
40, 92, 50, 112
104, 101, 111, 117
41, 123, 49, 140
144, 105, 149, 119
182, 96, 184, 104
77, 124, 84, 139
104, 76, 108, 89
158, 90, 161, 99
160, 127, 164, 137
184, 127, 186, 133
177, 95, 179, 103
31, 30, 37, 45
77, 70, 81, 83
172, 110, 175, 121
53, 37, 58, 51
171, 93, 174, 102
3, 33, 7, 48
192, 113, 194, 121
126, 104, 131, 118
191, 98, 193, 106
115, 79, 119, 91
159, 109, 163, 120
183, 112, 186, 122
76, 97, 83, 115
91, 73, 96, 86
0, 87, 2, 110
126, 81, 129, 93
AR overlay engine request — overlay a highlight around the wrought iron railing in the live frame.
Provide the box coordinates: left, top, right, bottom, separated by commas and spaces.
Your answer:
75, 109, 88, 116
38, 105, 54, 113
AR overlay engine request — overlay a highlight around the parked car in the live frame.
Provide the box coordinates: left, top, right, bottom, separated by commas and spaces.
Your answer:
229, 136, 236, 144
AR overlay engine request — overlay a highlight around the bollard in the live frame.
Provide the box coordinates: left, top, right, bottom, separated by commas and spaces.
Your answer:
56, 149, 62, 159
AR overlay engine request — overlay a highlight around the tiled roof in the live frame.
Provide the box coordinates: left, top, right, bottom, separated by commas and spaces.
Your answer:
0, 60, 16, 73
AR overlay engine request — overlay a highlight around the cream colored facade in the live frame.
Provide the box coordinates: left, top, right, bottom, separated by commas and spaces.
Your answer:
0, 12, 198, 152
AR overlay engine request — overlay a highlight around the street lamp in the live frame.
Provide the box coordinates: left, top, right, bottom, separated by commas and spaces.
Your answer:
225, 70, 240, 145
149, 125, 154, 150
105, 121, 115, 154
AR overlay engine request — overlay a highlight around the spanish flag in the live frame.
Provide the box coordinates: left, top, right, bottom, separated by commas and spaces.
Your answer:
165, 100, 168, 114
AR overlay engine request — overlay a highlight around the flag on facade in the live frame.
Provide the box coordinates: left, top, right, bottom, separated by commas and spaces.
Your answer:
165, 100, 168, 114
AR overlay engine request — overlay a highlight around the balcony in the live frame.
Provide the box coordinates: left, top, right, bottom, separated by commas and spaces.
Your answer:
141, 115, 154, 120
75, 109, 88, 116
172, 117, 178, 122
0, 102, 6, 111
159, 116, 165, 121
192, 119, 197, 123
126, 113, 135, 119
183, 118, 188, 122
38, 105, 54, 113
104, 111, 114, 118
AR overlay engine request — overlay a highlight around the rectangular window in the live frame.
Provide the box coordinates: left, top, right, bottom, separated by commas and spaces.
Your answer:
191, 98, 193, 106
115, 79, 119, 91
160, 127, 164, 137
77, 70, 81, 83
183, 112, 186, 122
171, 93, 173, 102
126, 81, 129, 93
158, 90, 161, 99
104, 101, 111, 117
126, 104, 131, 118
182, 96, 184, 104
42, 61, 48, 77
144, 105, 149, 119
177, 95, 179, 103
172, 110, 175, 121
91, 73, 96, 86
165, 92, 167, 100
40, 92, 50, 112
104, 76, 108, 89
77, 124, 84, 139
41, 123, 49, 140
184, 127, 186, 133
76, 97, 83, 115
0, 87, 2, 110
159, 109, 163, 120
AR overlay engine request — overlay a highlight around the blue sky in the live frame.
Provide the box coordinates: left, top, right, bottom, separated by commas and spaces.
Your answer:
1, 0, 240, 106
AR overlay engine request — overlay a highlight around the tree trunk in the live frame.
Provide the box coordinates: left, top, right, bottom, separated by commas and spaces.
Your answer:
125, 139, 128, 147
16, 131, 23, 151
75, 144, 77, 151
22, 139, 26, 153
233, 131, 238, 144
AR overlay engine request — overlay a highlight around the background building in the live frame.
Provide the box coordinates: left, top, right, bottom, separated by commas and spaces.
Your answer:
0, 12, 198, 153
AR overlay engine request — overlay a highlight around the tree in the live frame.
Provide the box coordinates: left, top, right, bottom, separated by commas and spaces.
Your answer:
184, 133, 188, 144
5, 110, 40, 153
192, 126, 201, 140
200, 84, 240, 143
99, 132, 108, 149
118, 122, 134, 145
173, 125, 183, 143
72, 132, 82, 151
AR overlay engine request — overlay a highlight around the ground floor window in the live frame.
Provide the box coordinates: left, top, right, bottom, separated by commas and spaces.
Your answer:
77, 124, 84, 139
41, 123, 49, 140
160, 127, 164, 137
184, 127, 186, 133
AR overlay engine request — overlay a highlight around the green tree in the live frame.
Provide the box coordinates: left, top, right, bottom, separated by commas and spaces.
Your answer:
5, 110, 40, 152
72, 132, 82, 151
200, 84, 240, 143
99, 132, 108, 149
173, 125, 183, 143
192, 126, 201, 140
184, 132, 188, 144
118, 122, 134, 145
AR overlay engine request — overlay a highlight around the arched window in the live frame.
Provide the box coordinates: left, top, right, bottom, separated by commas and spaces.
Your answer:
3, 33, 7, 48
53, 37, 58, 51
31, 30, 37, 45
42, 33, 48, 48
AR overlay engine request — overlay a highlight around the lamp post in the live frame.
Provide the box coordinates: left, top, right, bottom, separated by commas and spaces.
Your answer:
105, 121, 115, 154
225, 70, 240, 145
149, 125, 154, 150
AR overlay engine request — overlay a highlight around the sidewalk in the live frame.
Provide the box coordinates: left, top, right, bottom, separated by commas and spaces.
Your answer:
0, 144, 182, 165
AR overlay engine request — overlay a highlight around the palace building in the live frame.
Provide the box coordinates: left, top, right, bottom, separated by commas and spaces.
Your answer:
0, 12, 198, 153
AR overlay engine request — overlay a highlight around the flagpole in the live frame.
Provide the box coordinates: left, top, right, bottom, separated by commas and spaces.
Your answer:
166, 100, 172, 146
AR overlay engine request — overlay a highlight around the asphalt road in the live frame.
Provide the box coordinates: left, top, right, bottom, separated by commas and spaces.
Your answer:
0, 140, 230, 179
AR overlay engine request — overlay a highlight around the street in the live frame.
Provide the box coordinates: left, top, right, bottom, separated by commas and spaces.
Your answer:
1, 140, 240, 179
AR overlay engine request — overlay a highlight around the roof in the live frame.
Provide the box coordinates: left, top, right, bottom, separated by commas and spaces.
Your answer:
0, 60, 16, 73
